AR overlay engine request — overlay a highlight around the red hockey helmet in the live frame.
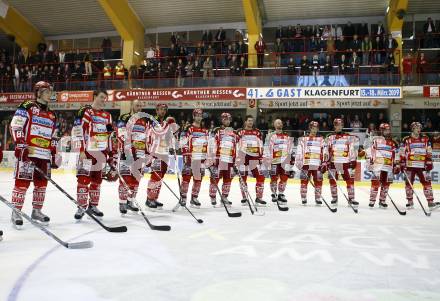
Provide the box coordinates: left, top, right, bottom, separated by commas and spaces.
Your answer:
34, 81, 53, 98
309, 121, 319, 129
221, 112, 232, 120
410, 121, 422, 130
193, 108, 203, 117
379, 123, 390, 131
333, 118, 344, 127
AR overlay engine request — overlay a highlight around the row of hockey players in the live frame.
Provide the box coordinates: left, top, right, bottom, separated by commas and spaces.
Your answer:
4, 83, 440, 230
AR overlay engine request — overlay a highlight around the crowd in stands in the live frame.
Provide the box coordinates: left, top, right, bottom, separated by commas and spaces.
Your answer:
0, 17, 437, 92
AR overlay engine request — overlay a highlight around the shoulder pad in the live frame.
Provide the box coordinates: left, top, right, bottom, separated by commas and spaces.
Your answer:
18, 100, 36, 110
76, 105, 92, 118
118, 113, 131, 123
401, 135, 410, 143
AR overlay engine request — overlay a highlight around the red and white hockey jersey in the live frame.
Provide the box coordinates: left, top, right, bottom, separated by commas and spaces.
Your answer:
366, 136, 399, 173
264, 131, 293, 165
400, 135, 432, 169
209, 126, 238, 164
71, 106, 113, 153
326, 132, 358, 165
10, 100, 57, 160
237, 129, 263, 159
147, 116, 176, 156
295, 135, 326, 170
117, 113, 148, 158
181, 125, 209, 161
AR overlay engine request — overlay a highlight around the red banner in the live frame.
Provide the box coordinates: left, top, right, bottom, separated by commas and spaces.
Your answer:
423, 86, 440, 98
107, 88, 247, 102
57, 91, 94, 102
0, 93, 35, 103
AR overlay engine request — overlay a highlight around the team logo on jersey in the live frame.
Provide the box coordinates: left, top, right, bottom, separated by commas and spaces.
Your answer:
15, 108, 28, 118
132, 125, 146, 132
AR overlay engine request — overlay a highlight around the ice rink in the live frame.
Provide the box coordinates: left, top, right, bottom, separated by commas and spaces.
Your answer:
1, 169, 440, 301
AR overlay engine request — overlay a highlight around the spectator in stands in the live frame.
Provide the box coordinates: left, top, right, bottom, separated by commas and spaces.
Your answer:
203, 57, 213, 79
287, 57, 296, 75
326, 35, 336, 58
321, 25, 331, 40
417, 52, 428, 84
168, 44, 178, 64
215, 27, 226, 51
349, 34, 362, 56
376, 22, 385, 38
165, 61, 175, 78
18, 66, 26, 92
58, 50, 65, 64
293, 24, 304, 52
350, 114, 362, 132
146, 47, 155, 60
237, 40, 248, 62
385, 34, 398, 53
192, 60, 202, 78
84, 50, 92, 76
339, 54, 348, 74
335, 25, 343, 40
372, 36, 384, 64
254, 36, 266, 68
273, 38, 285, 67
311, 54, 320, 81
423, 17, 437, 48
377, 112, 387, 125
300, 55, 310, 75
176, 59, 185, 87
74, 49, 83, 63
384, 52, 396, 83
202, 30, 212, 46
115, 62, 125, 79
335, 35, 347, 62
402, 53, 414, 84
102, 37, 112, 59
349, 52, 360, 81
361, 35, 372, 65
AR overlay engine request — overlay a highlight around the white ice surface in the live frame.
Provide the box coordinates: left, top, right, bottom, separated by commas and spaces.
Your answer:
0, 170, 440, 301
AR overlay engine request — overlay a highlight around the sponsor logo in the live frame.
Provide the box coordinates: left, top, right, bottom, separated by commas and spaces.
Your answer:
31, 116, 54, 127
171, 91, 183, 99
91, 115, 107, 123
31, 137, 50, 148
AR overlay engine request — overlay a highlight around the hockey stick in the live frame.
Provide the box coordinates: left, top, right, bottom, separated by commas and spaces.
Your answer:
232, 166, 264, 215
303, 170, 337, 213
150, 168, 203, 224
0, 195, 93, 249
385, 191, 407, 216
35, 166, 128, 232
403, 171, 431, 217
208, 167, 241, 217
327, 169, 358, 214
118, 167, 171, 231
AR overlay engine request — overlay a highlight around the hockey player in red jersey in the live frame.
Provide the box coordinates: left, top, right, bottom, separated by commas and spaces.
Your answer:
71, 90, 114, 219
325, 118, 359, 207
295, 121, 327, 205
116, 100, 146, 214
180, 109, 209, 208
146, 103, 177, 209
400, 122, 439, 209
9, 81, 58, 227
236, 115, 266, 206
264, 119, 293, 204
366, 123, 400, 208
208, 112, 237, 206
